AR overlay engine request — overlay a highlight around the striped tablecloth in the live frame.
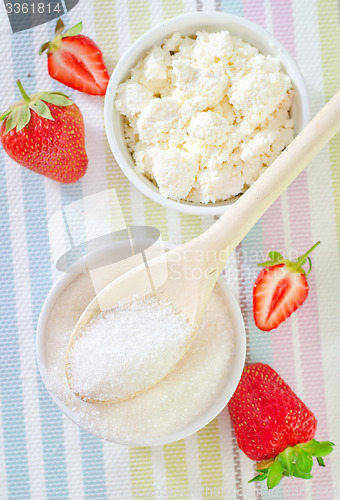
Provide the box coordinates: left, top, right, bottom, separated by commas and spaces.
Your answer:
1, 0, 340, 499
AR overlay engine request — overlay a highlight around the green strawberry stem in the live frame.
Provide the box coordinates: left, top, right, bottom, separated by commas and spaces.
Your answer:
0, 84, 73, 134
258, 241, 321, 276
17, 80, 31, 104
39, 19, 83, 55
249, 439, 334, 489
295, 241, 321, 272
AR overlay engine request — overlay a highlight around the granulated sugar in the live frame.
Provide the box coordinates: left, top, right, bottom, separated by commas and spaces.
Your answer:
42, 272, 236, 445
67, 298, 192, 402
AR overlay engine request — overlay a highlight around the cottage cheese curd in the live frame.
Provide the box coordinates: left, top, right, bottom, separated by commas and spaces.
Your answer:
115, 30, 294, 204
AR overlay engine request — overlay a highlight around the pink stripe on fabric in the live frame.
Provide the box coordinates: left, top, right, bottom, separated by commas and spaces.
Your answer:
270, 0, 333, 496
271, 0, 296, 57
287, 178, 333, 495
242, 0, 266, 29
261, 198, 298, 387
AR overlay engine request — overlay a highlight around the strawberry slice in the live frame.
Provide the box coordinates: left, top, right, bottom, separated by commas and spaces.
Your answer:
253, 242, 320, 331
40, 19, 109, 96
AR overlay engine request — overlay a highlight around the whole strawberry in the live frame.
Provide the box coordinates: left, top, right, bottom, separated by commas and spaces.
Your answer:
0, 80, 88, 183
40, 19, 109, 96
253, 242, 320, 331
228, 363, 334, 489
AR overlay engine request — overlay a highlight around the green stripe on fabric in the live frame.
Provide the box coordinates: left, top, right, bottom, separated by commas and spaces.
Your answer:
128, 0, 151, 42
129, 447, 155, 499
144, 202, 169, 241
162, 0, 184, 19
126, 2, 170, 238
93, 0, 133, 226
197, 419, 224, 500
180, 214, 203, 241
317, 0, 340, 256
163, 440, 189, 497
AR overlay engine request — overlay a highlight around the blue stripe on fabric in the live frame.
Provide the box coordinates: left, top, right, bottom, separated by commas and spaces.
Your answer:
219, 0, 244, 16
241, 223, 274, 366
80, 430, 107, 500
10, 29, 69, 499
0, 148, 30, 500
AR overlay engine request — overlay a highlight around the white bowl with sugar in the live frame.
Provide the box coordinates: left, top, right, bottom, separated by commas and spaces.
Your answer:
36, 239, 246, 446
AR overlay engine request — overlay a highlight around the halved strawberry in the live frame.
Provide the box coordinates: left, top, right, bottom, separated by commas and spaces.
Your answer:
40, 19, 109, 96
253, 242, 320, 331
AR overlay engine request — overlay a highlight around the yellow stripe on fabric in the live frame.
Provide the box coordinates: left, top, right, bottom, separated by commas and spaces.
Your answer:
197, 419, 224, 500
163, 440, 189, 498
317, 0, 340, 257
93, 0, 133, 226
162, 0, 184, 19
129, 447, 155, 499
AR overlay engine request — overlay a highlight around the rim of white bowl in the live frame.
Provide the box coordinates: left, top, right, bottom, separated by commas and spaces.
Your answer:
36, 239, 246, 446
104, 11, 310, 216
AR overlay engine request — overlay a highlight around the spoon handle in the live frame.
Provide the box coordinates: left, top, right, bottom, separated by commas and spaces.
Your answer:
200, 89, 340, 270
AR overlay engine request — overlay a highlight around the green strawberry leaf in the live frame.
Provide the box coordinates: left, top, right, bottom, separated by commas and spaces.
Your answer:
295, 450, 313, 473
291, 468, 312, 480
268, 251, 283, 262
279, 447, 294, 475
317, 457, 325, 467
41, 93, 73, 107
5, 109, 20, 134
29, 99, 54, 120
63, 22, 83, 38
0, 105, 14, 121
298, 440, 335, 457
55, 18, 65, 35
39, 41, 50, 55
249, 472, 268, 483
16, 106, 31, 132
258, 260, 275, 267
267, 460, 284, 489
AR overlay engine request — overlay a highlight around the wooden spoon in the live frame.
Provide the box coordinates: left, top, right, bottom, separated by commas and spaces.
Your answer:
66, 90, 340, 403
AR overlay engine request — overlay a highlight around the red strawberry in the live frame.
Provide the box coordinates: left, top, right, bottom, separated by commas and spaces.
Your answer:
40, 19, 109, 96
228, 363, 334, 489
253, 242, 320, 331
0, 80, 88, 183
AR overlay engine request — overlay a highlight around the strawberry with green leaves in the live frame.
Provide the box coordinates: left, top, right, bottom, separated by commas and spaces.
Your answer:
253, 242, 320, 331
228, 363, 334, 489
40, 19, 110, 96
0, 80, 88, 183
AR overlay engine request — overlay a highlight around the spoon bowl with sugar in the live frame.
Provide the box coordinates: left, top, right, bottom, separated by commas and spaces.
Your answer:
65, 90, 340, 404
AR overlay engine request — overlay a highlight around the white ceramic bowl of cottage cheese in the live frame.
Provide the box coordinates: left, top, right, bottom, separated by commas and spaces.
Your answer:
36, 239, 246, 446
104, 12, 309, 216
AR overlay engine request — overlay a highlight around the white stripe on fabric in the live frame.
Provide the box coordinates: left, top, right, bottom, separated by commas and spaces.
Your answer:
103, 442, 132, 499
62, 417, 85, 500
183, 0, 197, 13
185, 434, 202, 499
149, 0, 164, 25
151, 445, 167, 495
202, 0, 217, 10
